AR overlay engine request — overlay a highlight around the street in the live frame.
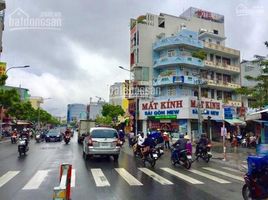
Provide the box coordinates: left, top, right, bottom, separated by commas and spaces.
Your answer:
0, 133, 245, 200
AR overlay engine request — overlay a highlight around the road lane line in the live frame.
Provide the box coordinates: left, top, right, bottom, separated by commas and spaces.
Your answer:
161, 168, 204, 184
203, 167, 244, 182
115, 168, 143, 186
71, 169, 75, 187
189, 169, 230, 184
222, 167, 242, 173
22, 170, 49, 190
0, 171, 20, 188
138, 168, 173, 185
91, 169, 110, 187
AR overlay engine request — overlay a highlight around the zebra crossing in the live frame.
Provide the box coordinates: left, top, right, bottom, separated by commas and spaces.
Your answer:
0, 166, 244, 190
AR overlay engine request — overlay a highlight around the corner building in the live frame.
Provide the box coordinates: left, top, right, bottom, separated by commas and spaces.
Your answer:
130, 7, 241, 139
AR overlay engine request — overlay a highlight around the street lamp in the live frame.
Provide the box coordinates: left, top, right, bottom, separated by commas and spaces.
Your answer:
6, 65, 30, 74
118, 66, 138, 136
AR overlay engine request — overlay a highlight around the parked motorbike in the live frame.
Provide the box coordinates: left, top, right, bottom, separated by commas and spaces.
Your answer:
18, 137, 29, 156
11, 135, 17, 144
171, 148, 192, 169
64, 135, 71, 144
195, 143, 212, 163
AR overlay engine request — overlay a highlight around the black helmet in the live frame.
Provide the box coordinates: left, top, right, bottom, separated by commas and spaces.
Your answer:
179, 133, 185, 139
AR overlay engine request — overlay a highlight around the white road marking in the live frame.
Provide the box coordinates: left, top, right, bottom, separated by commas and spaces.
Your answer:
115, 168, 143, 186
203, 167, 244, 182
222, 167, 242, 173
161, 168, 204, 184
189, 169, 230, 184
91, 169, 110, 187
22, 170, 50, 190
71, 169, 75, 187
0, 171, 20, 188
138, 168, 173, 185
241, 164, 248, 170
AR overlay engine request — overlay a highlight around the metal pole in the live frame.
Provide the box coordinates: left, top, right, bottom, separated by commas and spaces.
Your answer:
135, 95, 138, 136
197, 82, 202, 137
38, 108, 40, 129
0, 106, 2, 139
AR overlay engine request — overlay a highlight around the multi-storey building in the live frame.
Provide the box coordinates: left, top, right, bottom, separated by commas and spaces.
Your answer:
109, 81, 129, 112
0, 0, 5, 56
67, 104, 87, 123
130, 7, 242, 139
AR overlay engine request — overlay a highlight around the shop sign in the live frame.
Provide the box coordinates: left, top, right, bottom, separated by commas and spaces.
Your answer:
155, 115, 177, 119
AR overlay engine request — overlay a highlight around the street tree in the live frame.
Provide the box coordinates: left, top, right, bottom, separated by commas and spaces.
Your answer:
236, 42, 268, 108
102, 104, 125, 120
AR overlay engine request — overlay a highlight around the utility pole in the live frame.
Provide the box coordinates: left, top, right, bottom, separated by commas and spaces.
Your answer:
197, 80, 202, 138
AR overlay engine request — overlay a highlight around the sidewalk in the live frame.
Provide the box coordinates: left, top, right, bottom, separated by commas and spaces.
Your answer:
209, 141, 256, 171
0, 136, 10, 144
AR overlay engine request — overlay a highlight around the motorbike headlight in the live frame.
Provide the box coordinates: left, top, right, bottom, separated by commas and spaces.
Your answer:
57, 135, 60, 137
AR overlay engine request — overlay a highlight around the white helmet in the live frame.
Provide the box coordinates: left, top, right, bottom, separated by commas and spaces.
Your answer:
23, 128, 27, 132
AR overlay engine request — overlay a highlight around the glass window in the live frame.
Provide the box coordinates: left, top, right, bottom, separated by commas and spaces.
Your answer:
167, 86, 176, 96
91, 129, 118, 138
168, 50, 175, 57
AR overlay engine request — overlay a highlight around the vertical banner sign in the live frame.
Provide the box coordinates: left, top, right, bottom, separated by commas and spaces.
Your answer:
0, 62, 6, 75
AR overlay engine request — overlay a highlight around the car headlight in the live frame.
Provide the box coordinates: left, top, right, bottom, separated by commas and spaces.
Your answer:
57, 135, 60, 137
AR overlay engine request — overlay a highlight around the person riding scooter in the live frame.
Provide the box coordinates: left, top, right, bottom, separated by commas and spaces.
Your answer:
195, 133, 209, 156
171, 133, 187, 161
141, 135, 156, 160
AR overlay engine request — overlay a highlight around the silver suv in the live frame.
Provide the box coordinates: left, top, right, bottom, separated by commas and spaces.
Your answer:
83, 127, 121, 161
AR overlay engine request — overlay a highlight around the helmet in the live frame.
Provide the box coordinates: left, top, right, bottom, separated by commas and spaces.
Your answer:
179, 133, 185, 139
14, 128, 17, 131
23, 128, 27, 132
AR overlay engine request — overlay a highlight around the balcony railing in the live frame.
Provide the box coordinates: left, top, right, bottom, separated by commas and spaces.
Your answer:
204, 79, 240, 89
153, 56, 204, 68
153, 76, 174, 86
204, 42, 240, 57
204, 60, 240, 73
153, 35, 203, 50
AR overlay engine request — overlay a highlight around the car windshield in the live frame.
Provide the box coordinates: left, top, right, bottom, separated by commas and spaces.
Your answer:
48, 130, 59, 136
91, 129, 118, 138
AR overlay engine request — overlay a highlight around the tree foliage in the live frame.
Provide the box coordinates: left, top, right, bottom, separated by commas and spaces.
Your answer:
102, 104, 125, 119
192, 50, 206, 60
0, 74, 8, 86
235, 41, 268, 108
96, 116, 112, 126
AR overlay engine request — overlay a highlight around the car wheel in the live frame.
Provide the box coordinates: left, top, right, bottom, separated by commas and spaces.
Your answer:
83, 151, 89, 160
113, 155, 119, 162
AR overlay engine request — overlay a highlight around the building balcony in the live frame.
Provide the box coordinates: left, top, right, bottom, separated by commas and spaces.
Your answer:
0, 1, 5, 11
204, 60, 240, 74
204, 79, 240, 90
153, 56, 204, 69
153, 75, 199, 86
204, 42, 240, 57
153, 35, 203, 51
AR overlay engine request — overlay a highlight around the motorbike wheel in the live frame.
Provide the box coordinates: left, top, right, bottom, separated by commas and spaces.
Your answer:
171, 158, 176, 166
150, 159, 156, 168
19, 151, 22, 157
183, 159, 191, 169
242, 184, 252, 200
204, 154, 210, 163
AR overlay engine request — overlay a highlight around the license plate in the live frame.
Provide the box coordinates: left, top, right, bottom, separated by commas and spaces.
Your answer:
101, 143, 109, 147
208, 152, 212, 155
187, 155, 192, 160
152, 154, 158, 158
50, 138, 55, 141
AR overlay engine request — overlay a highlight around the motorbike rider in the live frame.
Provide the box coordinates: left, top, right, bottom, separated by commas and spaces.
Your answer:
141, 135, 156, 160
19, 128, 29, 146
118, 129, 125, 143
136, 132, 145, 155
171, 133, 187, 161
195, 133, 209, 156
65, 128, 71, 138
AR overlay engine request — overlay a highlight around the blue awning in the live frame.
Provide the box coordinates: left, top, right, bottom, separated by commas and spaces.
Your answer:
253, 120, 268, 124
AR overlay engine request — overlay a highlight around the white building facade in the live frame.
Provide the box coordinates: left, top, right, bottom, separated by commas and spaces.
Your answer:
130, 7, 242, 139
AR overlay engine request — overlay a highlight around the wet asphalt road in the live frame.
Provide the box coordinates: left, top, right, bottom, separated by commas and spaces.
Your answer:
0, 133, 244, 200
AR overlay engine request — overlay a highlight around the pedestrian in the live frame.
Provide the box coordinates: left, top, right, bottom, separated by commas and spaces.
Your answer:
163, 132, 170, 149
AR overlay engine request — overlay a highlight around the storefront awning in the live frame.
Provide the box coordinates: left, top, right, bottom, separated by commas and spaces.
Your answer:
225, 118, 246, 126
253, 120, 268, 124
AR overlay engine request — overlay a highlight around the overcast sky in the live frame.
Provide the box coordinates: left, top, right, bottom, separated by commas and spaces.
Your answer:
2, 0, 268, 116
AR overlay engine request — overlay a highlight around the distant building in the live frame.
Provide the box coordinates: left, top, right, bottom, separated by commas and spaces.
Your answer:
109, 80, 129, 112
241, 58, 262, 88
0, 1, 5, 56
29, 96, 44, 109
88, 100, 106, 120
67, 104, 87, 123
2, 85, 30, 101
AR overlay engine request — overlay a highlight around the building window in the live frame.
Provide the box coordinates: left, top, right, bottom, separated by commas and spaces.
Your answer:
167, 86, 176, 96
210, 54, 214, 61
158, 17, 165, 28
211, 89, 215, 99
217, 90, 222, 100
167, 49, 175, 57
216, 41, 220, 45
213, 29, 219, 34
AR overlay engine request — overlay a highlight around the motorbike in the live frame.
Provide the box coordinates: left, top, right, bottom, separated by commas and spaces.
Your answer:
195, 143, 212, 163
154, 142, 164, 158
18, 137, 29, 156
132, 142, 158, 167
35, 134, 41, 143
242, 173, 268, 200
171, 147, 192, 169
64, 135, 71, 144
11, 135, 17, 144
